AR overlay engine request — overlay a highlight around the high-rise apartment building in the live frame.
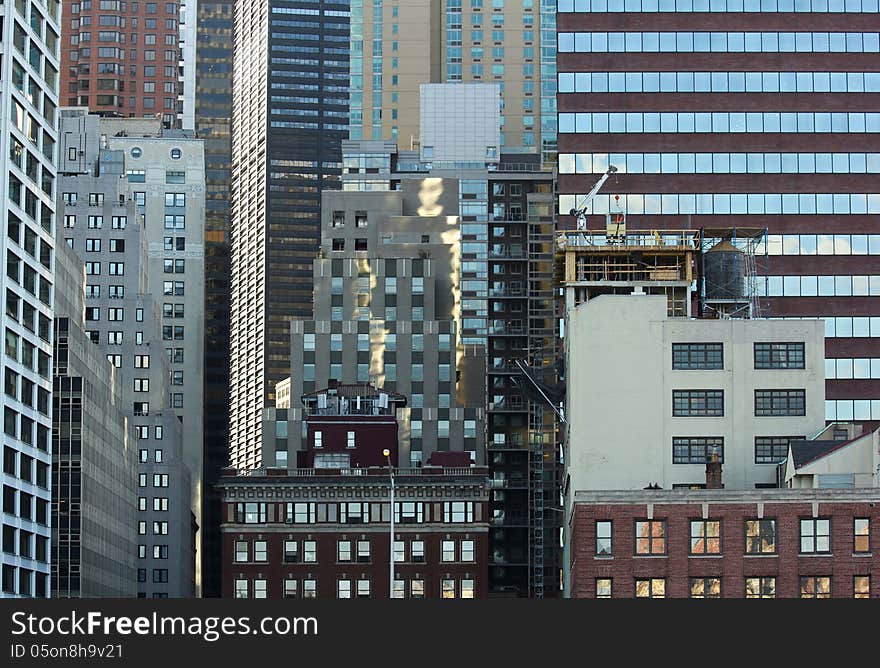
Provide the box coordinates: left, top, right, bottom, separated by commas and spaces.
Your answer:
556, 2, 880, 428
348, 0, 557, 162
194, 0, 233, 598
57, 110, 200, 596
52, 241, 137, 598
229, 0, 349, 467
1, 0, 59, 598
59, 0, 183, 127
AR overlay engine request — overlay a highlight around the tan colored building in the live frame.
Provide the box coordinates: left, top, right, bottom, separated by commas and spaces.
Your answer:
349, 0, 554, 160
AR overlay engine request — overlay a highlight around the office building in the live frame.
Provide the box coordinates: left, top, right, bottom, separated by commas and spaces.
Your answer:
52, 241, 137, 598
342, 90, 560, 596
348, 0, 557, 162
228, 0, 350, 466
221, 383, 490, 599
266, 181, 486, 470
556, 2, 880, 428
0, 0, 59, 598
56, 112, 198, 596
59, 0, 182, 127
194, 0, 233, 598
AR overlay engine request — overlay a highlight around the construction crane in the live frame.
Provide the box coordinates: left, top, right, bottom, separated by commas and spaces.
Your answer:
569, 165, 618, 230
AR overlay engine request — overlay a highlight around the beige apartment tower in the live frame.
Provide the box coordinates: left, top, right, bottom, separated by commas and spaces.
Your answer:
349, 0, 556, 160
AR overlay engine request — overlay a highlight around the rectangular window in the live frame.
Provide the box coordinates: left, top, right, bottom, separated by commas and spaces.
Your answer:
673, 437, 724, 464
690, 520, 721, 555
234, 541, 248, 563
411, 540, 425, 562
755, 436, 800, 464
800, 518, 831, 554
800, 576, 831, 598
745, 519, 777, 554
254, 541, 267, 562
303, 541, 316, 563
441, 579, 456, 599
337, 540, 352, 562
635, 578, 665, 598
745, 577, 776, 598
854, 575, 870, 598
283, 579, 297, 599
689, 577, 721, 598
442, 540, 455, 562
596, 520, 612, 556
356, 540, 370, 563
337, 579, 351, 599
672, 343, 723, 369
303, 580, 316, 598
673, 390, 724, 416
635, 520, 666, 555
754, 342, 806, 369
596, 578, 612, 598
284, 541, 298, 564
755, 390, 806, 416
854, 518, 871, 553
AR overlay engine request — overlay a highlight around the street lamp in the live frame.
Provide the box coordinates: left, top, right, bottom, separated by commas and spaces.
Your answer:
383, 448, 395, 599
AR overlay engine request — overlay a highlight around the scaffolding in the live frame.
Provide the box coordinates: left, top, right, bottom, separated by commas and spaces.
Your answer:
698, 227, 768, 319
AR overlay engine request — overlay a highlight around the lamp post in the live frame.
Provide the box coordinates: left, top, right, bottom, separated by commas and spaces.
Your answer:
383, 448, 395, 599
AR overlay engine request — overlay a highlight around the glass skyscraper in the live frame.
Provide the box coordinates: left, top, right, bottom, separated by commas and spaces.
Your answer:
557, 0, 880, 428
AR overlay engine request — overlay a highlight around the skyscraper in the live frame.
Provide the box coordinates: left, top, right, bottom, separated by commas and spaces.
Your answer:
557, 1, 880, 429
1, 0, 59, 598
348, 0, 557, 162
194, 0, 233, 599
229, 0, 350, 467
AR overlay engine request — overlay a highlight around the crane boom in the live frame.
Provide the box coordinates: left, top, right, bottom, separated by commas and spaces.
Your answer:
569, 165, 618, 230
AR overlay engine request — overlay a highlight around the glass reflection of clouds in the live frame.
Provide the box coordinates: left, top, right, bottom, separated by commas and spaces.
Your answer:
417, 178, 444, 217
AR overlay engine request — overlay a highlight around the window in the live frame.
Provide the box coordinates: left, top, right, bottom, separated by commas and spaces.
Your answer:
596, 521, 612, 555
635, 578, 666, 598
313, 431, 322, 448
254, 541, 267, 562
672, 342, 723, 369
854, 575, 870, 598
346, 431, 355, 448
754, 342, 806, 369
234, 579, 248, 598
442, 540, 455, 562
800, 518, 831, 554
443, 501, 473, 522
234, 541, 248, 562
755, 390, 806, 416
673, 437, 724, 464
356, 540, 370, 563
855, 518, 871, 553
284, 541, 298, 564
690, 577, 721, 598
411, 540, 425, 562
745, 519, 777, 554
441, 579, 456, 599
755, 436, 800, 464
284, 579, 297, 599
461, 539, 475, 562
596, 578, 612, 598
303, 580, 316, 598
337, 579, 351, 599
673, 390, 723, 416
635, 520, 666, 555
303, 541, 316, 563
392, 579, 405, 599
745, 577, 776, 598
236, 502, 267, 524
800, 576, 831, 598
337, 540, 352, 562
690, 520, 722, 555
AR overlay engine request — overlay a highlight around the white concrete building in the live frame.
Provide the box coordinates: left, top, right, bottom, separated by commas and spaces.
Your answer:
564, 294, 827, 496
0, 0, 60, 598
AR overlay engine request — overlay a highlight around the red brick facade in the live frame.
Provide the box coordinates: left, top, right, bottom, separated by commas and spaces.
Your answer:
219, 467, 490, 599
569, 491, 880, 598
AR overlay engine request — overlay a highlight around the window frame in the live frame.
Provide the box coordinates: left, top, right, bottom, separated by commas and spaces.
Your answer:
744, 518, 777, 554
634, 519, 667, 556
672, 342, 724, 370
754, 342, 806, 369
689, 519, 722, 555
800, 517, 831, 554
672, 389, 724, 417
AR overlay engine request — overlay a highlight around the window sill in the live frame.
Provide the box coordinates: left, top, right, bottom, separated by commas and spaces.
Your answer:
594, 555, 613, 560
798, 552, 833, 557
689, 554, 723, 558
853, 552, 873, 558
743, 553, 778, 557
633, 554, 667, 558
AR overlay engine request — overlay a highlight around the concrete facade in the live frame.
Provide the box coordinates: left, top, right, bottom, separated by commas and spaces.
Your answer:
56, 111, 198, 597
264, 182, 485, 470
419, 84, 501, 165
565, 294, 826, 494
52, 242, 137, 598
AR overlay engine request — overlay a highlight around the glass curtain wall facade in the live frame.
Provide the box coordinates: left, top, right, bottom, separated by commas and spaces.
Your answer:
195, 0, 232, 598
1, 0, 59, 598
229, 0, 350, 468
557, 4, 880, 428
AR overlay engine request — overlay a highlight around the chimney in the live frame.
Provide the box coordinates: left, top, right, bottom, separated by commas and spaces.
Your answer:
705, 451, 723, 490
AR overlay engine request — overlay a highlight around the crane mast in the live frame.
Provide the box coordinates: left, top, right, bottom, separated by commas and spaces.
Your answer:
569, 165, 618, 230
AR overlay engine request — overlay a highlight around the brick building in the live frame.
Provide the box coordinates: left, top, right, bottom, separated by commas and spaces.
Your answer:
220, 384, 490, 599
568, 487, 879, 598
